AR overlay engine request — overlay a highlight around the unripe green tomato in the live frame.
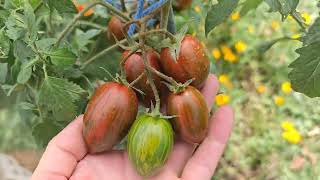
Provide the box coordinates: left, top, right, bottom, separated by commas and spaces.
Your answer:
127, 114, 174, 177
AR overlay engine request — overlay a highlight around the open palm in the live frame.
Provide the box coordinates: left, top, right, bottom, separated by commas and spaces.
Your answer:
32, 74, 234, 180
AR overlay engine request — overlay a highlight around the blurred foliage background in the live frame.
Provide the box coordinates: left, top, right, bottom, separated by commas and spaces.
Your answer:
0, 0, 319, 179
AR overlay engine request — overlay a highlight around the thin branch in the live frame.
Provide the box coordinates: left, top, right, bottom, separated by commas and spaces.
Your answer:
55, 2, 131, 47
139, 23, 161, 113
81, 29, 175, 69
147, 65, 179, 86
129, 72, 145, 86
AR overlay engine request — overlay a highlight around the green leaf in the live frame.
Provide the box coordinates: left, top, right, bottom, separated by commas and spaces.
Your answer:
13, 40, 34, 62
1, 84, 18, 96
0, 30, 10, 59
47, 48, 77, 68
17, 58, 38, 84
288, 42, 320, 98
32, 120, 63, 147
23, 1, 37, 42
302, 17, 320, 45
38, 76, 86, 121
205, 0, 240, 36
0, 10, 10, 27
0, 63, 8, 83
265, 0, 299, 19
44, 0, 77, 14
240, 0, 264, 16
18, 102, 36, 110
74, 29, 100, 52
35, 38, 57, 51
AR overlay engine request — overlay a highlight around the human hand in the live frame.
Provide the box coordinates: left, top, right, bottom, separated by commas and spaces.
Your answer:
32, 74, 234, 180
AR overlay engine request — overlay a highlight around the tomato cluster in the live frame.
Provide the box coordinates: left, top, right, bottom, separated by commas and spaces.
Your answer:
82, 4, 210, 176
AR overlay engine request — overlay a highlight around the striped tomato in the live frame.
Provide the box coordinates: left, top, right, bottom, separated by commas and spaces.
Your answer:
123, 49, 162, 107
167, 86, 209, 144
83, 82, 138, 153
160, 35, 210, 88
127, 114, 174, 177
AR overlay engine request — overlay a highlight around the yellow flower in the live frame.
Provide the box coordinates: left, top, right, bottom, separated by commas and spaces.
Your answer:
274, 96, 285, 106
221, 45, 238, 63
281, 81, 292, 94
194, 5, 201, 13
302, 12, 311, 25
271, 20, 280, 30
256, 85, 266, 94
282, 129, 302, 144
230, 12, 240, 21
287, 15, 294, 20
291, 34, 301, 39
219, 74, 233, 89
281, 121, 296, 131
212, 48, 221, 59
215, 94, 230, 106
247, 25, 255, 34
235, 41, 247, 53
218, 74, 229, 84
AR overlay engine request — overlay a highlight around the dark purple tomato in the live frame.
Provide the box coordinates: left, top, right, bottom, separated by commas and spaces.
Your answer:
166, 86, 209, 144
83, 82, 138, 153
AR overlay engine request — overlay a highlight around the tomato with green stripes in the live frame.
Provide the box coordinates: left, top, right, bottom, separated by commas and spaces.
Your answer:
127, 114, 174, 177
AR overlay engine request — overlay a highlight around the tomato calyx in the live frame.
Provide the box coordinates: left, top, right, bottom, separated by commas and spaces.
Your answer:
99, 67, 145, 96
162, 78, 194, 94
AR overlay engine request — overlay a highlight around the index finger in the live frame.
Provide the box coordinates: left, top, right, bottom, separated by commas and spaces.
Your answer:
32, 115, 87, 180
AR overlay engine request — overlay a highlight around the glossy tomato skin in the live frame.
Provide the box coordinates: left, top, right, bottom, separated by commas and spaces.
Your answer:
167, 86, 209, 144
173, 0, 193, 11
160, 35, 210, 88
83, 82, 138, 154
108, 16, 126, 41
127, 114, 174, 177
123, 49, 162, 107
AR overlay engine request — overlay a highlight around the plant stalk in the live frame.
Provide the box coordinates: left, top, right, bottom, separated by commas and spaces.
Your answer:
139, 23, 161, 114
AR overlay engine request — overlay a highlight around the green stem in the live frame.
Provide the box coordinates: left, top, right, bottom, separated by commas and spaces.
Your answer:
34, 1, 43, 13
78, 20, 108, 31
291, 11, 307, 31
147, 65, 179, 86
160, 0, 171, 29
139, 23, 161, 114
129, 72, 145, 86
55, 2, 131, 47
81, 29, 175, 69
120, 0, 126, 12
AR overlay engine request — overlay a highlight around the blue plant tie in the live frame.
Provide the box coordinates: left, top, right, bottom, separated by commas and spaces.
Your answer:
105, 0, 122, 10
146, 18, 158, 27
128, 0, 145, 36
142, 0, 167, 17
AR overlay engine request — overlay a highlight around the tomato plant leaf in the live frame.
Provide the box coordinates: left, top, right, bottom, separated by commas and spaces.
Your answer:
205, 0, 239, 36
44, 0, 77, 14
0, 63, 8, 84
35, 38, 57, 51
47, 48, 77, 68
38, 76, 86, 121
23, 1, 37, 42
18, 102, 36, 110
302, 17, 320, 46
32, 120, 64, 147
289, 42, 320, 98
0, 30, 10, 59
13, 40, 34, 62
265, 0, 299, 19
17, 58, 38, 84
240, 0, 264, 16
